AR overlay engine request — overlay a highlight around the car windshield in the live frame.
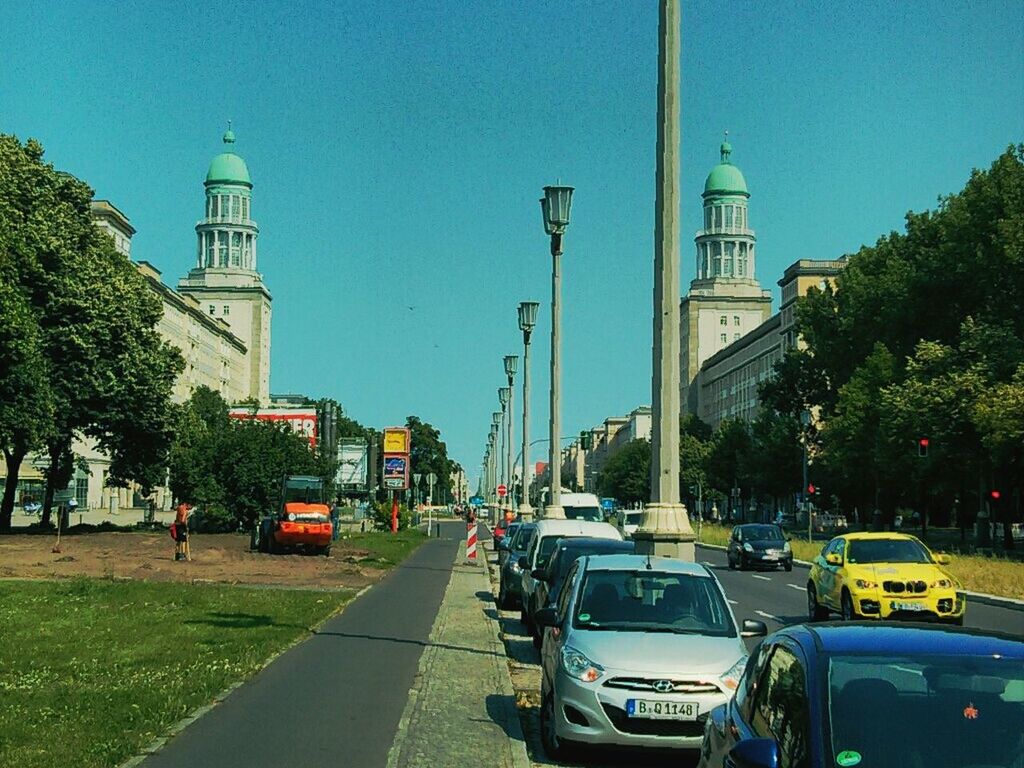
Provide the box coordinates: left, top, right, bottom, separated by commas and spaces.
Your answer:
536, 535, 564, 569
828, 653, 1024, 768
623, 512, 643, 525
847, 538, 930, 564
743, 525, 784, 541
573, 570, 735, 636
564, 506, 603, 522
511, 526, 534, 551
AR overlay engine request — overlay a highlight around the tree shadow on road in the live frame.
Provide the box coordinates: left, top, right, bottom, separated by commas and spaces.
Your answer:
311, 629, 502, 658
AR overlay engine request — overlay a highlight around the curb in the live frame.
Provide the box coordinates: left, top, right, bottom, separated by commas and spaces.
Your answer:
116, 581, 374, 768
695, 542, 1024, 613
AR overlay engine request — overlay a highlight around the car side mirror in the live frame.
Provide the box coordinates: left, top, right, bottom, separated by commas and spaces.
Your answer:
728, 737, 782, 768
534, 607, 559, 627
497, 539, 509, 550
518, 556, 529, 570
825, 553, 843, 566
934, 553, 951, 565
740, 619, 768, 638
531, 568, 548, 580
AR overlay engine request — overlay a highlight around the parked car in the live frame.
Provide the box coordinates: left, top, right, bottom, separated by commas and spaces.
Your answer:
560, 492, 604, 522
615, 509, 644, 538
529, 537, 636, 648
726, 523, 793, 572
697, 622, 1024, 768
807, 532, 965, 624
536, 554, 766, 760
497, 523, 536, 610
496, 522, 521, 568
518, 519, 622, 635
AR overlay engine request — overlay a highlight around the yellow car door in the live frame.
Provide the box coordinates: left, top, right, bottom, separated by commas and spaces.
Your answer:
824, 538, 847, 607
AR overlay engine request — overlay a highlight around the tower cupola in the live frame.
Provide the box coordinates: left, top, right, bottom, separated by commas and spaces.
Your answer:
694, 134, 757, 282
195, 124, 259, 271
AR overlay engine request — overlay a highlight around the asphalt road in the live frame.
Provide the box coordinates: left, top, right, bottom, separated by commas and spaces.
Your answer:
144, 522, 463, 768
696, 545, 1024, 649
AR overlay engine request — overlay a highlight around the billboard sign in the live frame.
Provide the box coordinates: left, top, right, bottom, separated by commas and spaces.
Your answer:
228, 408, 318, 449
383, 453, 409, 490
337, 439, 368, 488
383, 427, 411, 454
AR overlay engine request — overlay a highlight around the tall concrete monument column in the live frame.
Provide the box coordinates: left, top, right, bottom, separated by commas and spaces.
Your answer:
634, 0, 696, 561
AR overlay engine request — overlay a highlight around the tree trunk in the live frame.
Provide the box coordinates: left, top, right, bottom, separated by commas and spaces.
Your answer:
1, 447, 27, 532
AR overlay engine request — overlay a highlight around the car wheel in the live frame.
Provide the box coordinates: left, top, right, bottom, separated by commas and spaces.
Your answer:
841, 590, 859, 621
739, 554, 748, 571
321, 544, 331, 557
784, 561, 793, 572
519, 605, 528, 625
540, 689, 576, 761
497, 580, 510, 610
728, 553, 737, 570
807, 584, 829, 621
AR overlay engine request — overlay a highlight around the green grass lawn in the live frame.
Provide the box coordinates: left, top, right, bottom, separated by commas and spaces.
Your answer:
0, 579, 354, 768
696, 522, 1024, 600
340, 528, 427, 568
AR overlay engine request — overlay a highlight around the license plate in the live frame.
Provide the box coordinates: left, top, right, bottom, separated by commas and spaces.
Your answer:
763, 553, 778, 560
626, 699, 699, 720
894, 601, 926, 612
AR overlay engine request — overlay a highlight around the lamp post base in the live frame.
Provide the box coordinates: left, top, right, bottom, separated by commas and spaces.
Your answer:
517, 503, 534, 522
633, 503, 696, 561
544, 504, 566, 520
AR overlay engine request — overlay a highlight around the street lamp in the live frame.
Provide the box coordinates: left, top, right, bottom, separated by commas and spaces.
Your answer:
800, 408, 811, 541
517, 300, 539, 521
491, 412, 501, 523
503, 356, 518, 515
541, 183, 574, 519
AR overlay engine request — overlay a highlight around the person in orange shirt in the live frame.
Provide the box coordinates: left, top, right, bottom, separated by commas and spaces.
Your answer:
173, 503, 192, 561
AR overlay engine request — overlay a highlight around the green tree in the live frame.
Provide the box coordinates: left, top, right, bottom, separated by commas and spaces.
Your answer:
406, 415, 455, 501
597, 439, 650, 506
704, 419, 753, 500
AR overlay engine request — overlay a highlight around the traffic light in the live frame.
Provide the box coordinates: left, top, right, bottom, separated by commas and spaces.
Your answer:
991, 489, 1001, 501
917, 438, 929, 457
807, 483, 816, 495
580, 431, 592, 451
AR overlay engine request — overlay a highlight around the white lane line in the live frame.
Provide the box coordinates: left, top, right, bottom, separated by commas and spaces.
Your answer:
751, 575, 771, 582
702, 561, 715, 566
728, 599, 738, 605
787, 584, 805, 592
756, 610, 782, 622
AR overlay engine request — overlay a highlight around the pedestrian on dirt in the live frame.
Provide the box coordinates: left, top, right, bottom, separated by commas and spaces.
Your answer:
173, 503, 192, 561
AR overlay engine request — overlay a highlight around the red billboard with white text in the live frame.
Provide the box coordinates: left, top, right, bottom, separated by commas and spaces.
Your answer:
228, 408, 318, 449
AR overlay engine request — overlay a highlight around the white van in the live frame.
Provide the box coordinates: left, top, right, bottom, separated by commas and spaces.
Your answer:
518, 518, 622, 632
558, 492, 604, 522
616, 508, 644, 538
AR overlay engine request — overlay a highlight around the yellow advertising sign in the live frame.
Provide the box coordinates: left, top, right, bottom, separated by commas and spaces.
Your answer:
383, 427, 410, 454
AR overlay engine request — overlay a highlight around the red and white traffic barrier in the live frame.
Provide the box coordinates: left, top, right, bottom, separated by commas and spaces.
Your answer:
466, 522, 478, 562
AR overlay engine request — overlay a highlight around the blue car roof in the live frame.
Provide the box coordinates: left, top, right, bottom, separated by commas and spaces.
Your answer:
789, 623, 1024, 658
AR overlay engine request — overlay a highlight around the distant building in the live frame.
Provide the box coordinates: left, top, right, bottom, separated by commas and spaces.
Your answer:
681, 138, 773, 415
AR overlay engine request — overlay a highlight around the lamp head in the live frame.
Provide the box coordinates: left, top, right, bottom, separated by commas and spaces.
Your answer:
518, 301, 539, 334
504, 355, 518, 378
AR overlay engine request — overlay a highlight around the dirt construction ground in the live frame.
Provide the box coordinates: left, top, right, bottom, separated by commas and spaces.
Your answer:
0, 532, 384, 591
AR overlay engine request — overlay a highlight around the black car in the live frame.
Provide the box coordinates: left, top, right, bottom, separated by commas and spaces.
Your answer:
697, 622, 1024, 768
528, 536, 635, 648
726, 523, 793, 571
496, 522, 521, 568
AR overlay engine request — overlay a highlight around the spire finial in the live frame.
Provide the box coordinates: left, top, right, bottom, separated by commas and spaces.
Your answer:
720, 130, 732, 163
223, 121, 236, 145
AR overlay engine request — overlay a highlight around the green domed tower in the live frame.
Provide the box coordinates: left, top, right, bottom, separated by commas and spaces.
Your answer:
680, 136, 772, 416
178, 126, 272, 405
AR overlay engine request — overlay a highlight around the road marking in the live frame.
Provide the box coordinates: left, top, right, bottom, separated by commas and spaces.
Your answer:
787, 584, 805, 592
702, 561, 715, 566
756, 610, 782, 623
728, 599, 738, 605
751, 575, 771, 581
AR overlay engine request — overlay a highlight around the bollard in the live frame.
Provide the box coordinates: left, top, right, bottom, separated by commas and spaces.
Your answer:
466, 521, 478, 563
435, 522, 441, 538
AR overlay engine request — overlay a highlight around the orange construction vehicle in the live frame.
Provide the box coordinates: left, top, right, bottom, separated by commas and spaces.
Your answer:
251, 475, 333, 556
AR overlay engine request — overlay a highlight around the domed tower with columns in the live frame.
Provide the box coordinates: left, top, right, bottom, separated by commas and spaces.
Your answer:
178, 125, 272, 404
680, 136, 772, 415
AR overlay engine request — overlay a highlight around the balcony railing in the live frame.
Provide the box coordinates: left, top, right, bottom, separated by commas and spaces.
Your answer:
695, 226, 755, 237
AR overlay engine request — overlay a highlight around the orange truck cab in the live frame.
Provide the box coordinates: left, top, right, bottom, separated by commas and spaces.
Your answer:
253, 475, 333, 556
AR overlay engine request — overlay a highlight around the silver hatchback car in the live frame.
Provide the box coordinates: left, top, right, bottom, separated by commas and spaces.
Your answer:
536, 554, 766, 760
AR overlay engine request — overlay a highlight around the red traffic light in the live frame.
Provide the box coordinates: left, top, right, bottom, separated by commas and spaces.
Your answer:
808, 484, 816, 495
991, 490, 1001, 500
919, 438, 929, 448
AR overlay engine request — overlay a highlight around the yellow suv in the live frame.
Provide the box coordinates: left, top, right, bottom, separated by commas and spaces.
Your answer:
807, 532, 965, 625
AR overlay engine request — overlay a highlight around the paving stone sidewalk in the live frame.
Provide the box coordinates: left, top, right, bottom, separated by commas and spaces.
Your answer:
386, 543, 532, 768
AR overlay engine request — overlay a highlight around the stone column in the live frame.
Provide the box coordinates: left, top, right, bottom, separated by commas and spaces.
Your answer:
634, 0, 695, 561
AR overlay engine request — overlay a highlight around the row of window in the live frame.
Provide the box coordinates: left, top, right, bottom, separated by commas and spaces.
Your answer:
199, 230, 255, 269
704, 203, 747, 231
208, 305, 231, 317
206, 194, 250, 222
720, 332, 741, 344
720, 315, 741, 326
698, 240, 753, 278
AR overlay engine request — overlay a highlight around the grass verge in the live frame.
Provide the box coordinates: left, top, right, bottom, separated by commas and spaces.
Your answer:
340, 528, 427, 569
695, 523, 1024, 601
0, 579, 353, 768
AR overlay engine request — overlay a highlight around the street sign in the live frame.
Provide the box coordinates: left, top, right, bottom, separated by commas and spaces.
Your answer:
383, 453, 410, 490
383, 427, 411, 454
384, 478, 406, 489
469, 495, 485, 506
497, 484, 507, 498
54, 489, 75, 503
600, 497, 615, 511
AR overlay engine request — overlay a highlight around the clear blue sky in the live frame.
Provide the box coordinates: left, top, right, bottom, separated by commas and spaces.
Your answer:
2, 1, 1021, 489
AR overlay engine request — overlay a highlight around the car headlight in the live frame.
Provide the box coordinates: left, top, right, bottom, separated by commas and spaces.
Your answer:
720, 656, 747, 691
287, 513, 296, 522
560, 646, 604, 683
783, 541, 791, 552
931, 578, 952, 589
743, 543, 753, 552
854, 579, 877, 589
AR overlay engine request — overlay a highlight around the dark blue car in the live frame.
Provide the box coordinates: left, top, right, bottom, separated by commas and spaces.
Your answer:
697, 622, 1024, 768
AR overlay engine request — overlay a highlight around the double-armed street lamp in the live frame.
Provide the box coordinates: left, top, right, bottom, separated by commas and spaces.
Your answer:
540, 184, 574, 519
491, 413, 501, 524
503, 355, 518, 515
517, 301, 539, 521
498, 387, 510, 516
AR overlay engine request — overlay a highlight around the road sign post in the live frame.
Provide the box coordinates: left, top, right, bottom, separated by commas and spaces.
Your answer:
497, 484, 507, 499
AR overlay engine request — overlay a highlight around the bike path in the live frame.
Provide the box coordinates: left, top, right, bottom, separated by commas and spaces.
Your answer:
143, 522, 464, 768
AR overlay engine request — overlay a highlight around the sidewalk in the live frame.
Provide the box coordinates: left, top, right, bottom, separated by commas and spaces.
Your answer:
386, 542, 531, 768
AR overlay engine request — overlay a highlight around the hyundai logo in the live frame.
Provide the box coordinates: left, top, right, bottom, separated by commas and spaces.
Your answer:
652, 680, 674, 693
